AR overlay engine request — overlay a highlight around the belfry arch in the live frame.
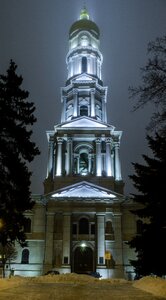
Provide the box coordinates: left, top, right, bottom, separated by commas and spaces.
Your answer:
74, 143, 94, 175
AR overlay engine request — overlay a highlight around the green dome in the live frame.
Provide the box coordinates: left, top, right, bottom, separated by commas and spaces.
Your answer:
69, 8, 100, 39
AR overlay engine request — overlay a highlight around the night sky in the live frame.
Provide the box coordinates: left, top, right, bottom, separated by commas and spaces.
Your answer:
0, 0, 166, 196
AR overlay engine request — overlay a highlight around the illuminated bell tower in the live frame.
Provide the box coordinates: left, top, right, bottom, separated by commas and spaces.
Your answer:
13, 8, 136, 280
43, 7, 126, 279
44, 7, 124, 193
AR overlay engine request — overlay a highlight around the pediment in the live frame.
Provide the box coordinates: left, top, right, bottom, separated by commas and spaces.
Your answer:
50, 181, 118, 199
73, 73, 94, 81
60, 116, 110, 128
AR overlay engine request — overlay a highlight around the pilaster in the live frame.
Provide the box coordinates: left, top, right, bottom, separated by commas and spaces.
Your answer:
62, 213, 71, 269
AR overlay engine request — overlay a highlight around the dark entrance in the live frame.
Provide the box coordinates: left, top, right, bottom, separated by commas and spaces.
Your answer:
73, 246, 93, 273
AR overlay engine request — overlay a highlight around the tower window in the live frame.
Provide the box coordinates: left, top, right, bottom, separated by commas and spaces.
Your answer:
82, 57, 87, 73
80, 35, 89, 47
80, 105, 88, 116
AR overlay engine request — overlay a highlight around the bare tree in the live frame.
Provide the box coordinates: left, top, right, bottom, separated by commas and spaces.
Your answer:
129, 35, 166, 136
0, 243, 17, 278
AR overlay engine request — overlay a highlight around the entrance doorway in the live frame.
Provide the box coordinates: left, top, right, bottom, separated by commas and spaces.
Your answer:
73, 246, 93, 273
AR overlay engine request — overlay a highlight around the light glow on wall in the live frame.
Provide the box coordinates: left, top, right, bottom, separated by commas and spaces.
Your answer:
81, 242, 86, 248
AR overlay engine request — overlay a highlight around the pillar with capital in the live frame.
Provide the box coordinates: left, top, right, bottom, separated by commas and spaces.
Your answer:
91, 89, 95, 117
56, 138, 63, 176
114, 142, 122, 180
96, 213, 105, 266
73, 89, 78, 117
66, 137, 72, 175
96, 138, 102, 176
105, 138, 112, 176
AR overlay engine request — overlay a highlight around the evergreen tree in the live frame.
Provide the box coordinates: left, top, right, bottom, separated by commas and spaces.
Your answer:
0, 60, 40, 248
128, 134, 166, 277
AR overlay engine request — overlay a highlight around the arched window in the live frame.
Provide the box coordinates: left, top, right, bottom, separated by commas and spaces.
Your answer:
24, 218, 31, 233
105, 221, 114, 240
79, 218, 89, 234
105, 221, 114, 234
80, 105, 88, 116
82, 57, 87, 73
80, 35, 89, 47
21, 249, 29, 264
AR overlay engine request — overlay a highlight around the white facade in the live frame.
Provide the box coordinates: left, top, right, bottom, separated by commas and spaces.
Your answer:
7, 8, 138, 280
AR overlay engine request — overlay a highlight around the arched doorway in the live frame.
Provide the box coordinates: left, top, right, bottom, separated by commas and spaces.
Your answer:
73, 246, 93, 274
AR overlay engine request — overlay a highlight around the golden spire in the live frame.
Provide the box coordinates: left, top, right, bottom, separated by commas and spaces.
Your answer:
80, 5, 90, 20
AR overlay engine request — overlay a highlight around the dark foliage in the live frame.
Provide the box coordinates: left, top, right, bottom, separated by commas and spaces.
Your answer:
129, 35, 166, 136
0, 60, 40, 247
128, 134, 166, 277
0, 243, 17, 277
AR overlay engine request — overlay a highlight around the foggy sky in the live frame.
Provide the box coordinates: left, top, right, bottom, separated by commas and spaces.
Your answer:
0, 0, 166, 196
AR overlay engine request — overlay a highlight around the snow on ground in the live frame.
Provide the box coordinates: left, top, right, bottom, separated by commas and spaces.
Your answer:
133, 276, 166, 298
0, 273, 166, 299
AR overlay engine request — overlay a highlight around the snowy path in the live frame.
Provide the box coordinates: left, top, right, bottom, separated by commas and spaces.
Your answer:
0, 281, 165, 300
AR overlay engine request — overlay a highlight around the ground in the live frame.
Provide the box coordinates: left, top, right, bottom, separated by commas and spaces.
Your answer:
0, 274, 166, 300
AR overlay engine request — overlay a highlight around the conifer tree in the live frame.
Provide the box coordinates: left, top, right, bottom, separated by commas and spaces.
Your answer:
129, 35, 166, 277
128, 134, 166, 277
0, 60, 40, 248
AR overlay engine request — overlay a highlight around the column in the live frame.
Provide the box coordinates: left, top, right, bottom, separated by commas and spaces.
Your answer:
97, 213, 105, 265
88, 154, 92, 174
96, 138, 102, 176
56, 138, 63, 176
91, 89, 95, 117
73, 89, 78, 117
66, 137, 72, 175
47, 139, 54, 178
106, 138, 112, 176
62, 213, 71, 267
76, 155, 80, 174
114, 142, 122, 180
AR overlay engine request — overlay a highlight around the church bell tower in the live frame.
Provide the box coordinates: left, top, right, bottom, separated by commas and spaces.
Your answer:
44, 7, 124, 194
43, 8, 126, 278
11, 7, 137, 280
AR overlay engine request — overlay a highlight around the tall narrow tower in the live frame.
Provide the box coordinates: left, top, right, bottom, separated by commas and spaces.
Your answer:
44, 7, 124, 194
43, 8, 126, 278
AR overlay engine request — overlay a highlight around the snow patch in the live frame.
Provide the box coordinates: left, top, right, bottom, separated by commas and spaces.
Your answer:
133, 276, 166, 298
0, 274, 166, 298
